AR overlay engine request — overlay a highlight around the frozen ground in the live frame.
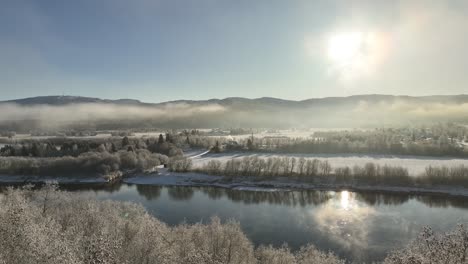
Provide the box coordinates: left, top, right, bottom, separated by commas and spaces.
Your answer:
191, 152, 468, 175
124, 169, 221, 186
132, 131, 167, 138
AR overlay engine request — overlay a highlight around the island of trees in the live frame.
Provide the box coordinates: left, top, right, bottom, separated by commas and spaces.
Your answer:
0, 134, 183, 178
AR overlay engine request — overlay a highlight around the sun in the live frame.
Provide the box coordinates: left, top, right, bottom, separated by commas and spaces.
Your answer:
327, 32, 364, 63
325, 31, 374, 80
305, 30, 389, 81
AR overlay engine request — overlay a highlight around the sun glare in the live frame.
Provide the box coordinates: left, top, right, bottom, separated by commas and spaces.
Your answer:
325, 31, 385, 80
340, 190, 350, 210
327, 32, 364, 62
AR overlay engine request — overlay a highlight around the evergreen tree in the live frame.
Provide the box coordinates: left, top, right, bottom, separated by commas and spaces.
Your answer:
111, 143, 117, 153
211, 141, 221, 153
31, 143, 39, 157
247, 138, 254, 150
122, 136, 130, 146
158, 134, 165, 144
165, 133, 172, 143
21, 145, 28, 156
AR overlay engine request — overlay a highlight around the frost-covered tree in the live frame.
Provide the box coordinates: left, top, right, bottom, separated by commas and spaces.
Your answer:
384, 225, 468, 264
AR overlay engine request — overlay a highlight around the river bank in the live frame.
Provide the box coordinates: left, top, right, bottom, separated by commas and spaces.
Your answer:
1, 167, 467, 198
122, 169, 468, 198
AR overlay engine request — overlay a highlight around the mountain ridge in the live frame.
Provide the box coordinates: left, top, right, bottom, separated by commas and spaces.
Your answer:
3, 94, 468, 107
1, 94, 468, 131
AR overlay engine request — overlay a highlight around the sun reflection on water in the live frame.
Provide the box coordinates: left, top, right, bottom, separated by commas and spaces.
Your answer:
310, 190, 378, 257
340, 190, 350, 210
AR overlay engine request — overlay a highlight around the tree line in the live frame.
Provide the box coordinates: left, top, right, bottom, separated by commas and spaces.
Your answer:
135, 124, 468, 158
196, 156, 468, 188
0, 134, 184, 158
0, 133, 186, 176
0, 149, 168, 176
199, 123, 468, 157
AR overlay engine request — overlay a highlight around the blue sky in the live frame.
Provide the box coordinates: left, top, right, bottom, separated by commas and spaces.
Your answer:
2, 0, 468, 102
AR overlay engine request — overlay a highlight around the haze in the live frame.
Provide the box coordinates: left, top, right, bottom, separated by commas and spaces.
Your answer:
2, 95, 468, 131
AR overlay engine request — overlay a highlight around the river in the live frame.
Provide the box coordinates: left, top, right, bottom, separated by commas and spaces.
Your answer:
52, 183, 468, 263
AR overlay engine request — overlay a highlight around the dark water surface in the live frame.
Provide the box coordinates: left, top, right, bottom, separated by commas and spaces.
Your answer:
57, 184, 468, 262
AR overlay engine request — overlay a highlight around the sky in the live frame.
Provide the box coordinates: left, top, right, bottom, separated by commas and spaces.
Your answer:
2, 0, 468, 102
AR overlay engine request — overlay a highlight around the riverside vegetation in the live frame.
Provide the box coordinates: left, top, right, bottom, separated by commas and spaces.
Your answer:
183, 156, 468, 189
0, 135, 180, 176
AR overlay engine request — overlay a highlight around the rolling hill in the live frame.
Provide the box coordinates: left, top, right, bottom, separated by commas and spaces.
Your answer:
0, 94, 467, 131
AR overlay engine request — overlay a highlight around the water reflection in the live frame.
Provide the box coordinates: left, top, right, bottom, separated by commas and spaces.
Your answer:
3, 182, 467, 210
168, 186, 194, 201
130, 185, 468, 209
203, 188, 334, 206
416, 195, 468, 210
136, 185, 162, 200
312, 191, 378, 260
202, 187, 225, 200
354, 192, 468, 210
340, 190, 350, 210
354, 192, 410, 207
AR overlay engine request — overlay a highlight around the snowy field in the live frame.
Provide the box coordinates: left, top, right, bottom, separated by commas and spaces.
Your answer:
191, 152, 468, 175
206, 128, 355, 140
132, 131, 167, 138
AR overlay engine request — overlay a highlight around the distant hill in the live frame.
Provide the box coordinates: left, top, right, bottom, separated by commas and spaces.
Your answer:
4, 94, 468, 108
3, 96, 143, 106
1, 94, 467, 131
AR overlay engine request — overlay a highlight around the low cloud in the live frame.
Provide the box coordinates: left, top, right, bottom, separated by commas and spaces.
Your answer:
353, 100, 468, 120
0, 102, 226, 127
